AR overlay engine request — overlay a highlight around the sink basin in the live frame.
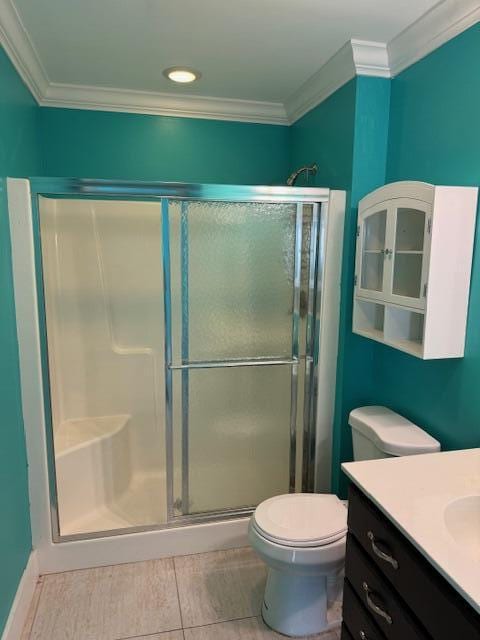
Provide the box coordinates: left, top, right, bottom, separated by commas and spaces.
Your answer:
444, 496, 480, 560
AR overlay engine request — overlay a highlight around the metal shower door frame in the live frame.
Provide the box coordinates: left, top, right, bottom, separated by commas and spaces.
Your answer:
28, 178, 331, 540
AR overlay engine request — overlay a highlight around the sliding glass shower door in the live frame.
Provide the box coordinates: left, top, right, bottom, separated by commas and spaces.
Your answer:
32, 180, 327, 540
165, 199, 319, 519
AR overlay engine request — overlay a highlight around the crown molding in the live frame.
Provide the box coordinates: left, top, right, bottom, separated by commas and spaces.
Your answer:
351, 39, 390, 77
285, 40, 389, 123
0, 0, 48, 101
40, 82, 289, 125
388, 0, 480, 76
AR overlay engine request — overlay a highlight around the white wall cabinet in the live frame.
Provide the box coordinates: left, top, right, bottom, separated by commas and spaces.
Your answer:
353, 181, 478, 358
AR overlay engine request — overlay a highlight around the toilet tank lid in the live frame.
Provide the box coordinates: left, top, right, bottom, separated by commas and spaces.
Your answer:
348, 406, 441, 456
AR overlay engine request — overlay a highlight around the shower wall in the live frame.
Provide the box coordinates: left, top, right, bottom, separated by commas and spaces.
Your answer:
40, 198, 167, 533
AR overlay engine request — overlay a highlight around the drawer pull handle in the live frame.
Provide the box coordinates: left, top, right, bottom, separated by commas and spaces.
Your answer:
362, 581, 393, 625
367, 531, 399, 569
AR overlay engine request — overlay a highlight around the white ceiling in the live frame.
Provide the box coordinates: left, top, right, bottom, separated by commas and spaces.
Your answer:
2, 0, 478, 123
13, 0, 438, 102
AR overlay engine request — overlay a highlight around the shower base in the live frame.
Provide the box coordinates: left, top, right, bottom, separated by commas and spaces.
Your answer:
60, 471, 167, 536
55, 415, 167, 537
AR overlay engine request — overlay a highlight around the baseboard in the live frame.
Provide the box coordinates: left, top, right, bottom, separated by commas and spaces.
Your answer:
1, 552, 39, 640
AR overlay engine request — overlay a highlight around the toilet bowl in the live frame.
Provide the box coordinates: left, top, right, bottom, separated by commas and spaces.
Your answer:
250, 406, 441, 637
248, 493, 347, 637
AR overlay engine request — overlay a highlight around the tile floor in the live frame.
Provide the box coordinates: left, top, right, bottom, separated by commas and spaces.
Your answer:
22, 547, 342, 640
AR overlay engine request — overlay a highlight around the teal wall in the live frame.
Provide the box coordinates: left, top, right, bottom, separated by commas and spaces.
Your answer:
39, 108, 290, 184
289, 80, 356, 190
333, 77, 390, 495
289, 81, 360, 495
0, 47, 40, 631
289, 77, 391, 495
291, 25, 480, 492
370, 24, 480, 451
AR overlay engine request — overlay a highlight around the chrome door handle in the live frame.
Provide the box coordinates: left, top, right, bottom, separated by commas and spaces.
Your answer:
367, 531, 399, 569
359, 632, 368, 640
362, 582, 392, 625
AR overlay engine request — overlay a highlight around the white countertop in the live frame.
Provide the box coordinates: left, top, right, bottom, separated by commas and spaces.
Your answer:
342, 448, 480, 613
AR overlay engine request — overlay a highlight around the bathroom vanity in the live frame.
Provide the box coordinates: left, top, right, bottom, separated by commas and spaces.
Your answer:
341, 450, 480, 640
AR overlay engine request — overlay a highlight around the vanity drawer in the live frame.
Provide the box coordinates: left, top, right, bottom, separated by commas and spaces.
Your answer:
348, 483, 480, 639
343, 579, 387, 640
345, 535, 429, 640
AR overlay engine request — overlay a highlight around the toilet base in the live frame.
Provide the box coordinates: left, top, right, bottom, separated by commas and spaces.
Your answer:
261, 567, 328, 637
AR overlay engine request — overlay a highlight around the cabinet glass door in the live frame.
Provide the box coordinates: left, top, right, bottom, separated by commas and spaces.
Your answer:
389, 199, 430, 309
358, 206, 388, 299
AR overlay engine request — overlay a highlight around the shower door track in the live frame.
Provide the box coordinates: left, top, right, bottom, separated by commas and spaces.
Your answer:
27, 178, 332, 542
29, 178, 331, 203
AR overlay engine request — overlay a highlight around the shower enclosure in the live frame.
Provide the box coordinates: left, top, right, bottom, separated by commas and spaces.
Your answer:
9, 178, 345, 549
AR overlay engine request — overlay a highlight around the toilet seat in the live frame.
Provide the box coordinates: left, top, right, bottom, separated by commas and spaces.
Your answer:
252, 493, 347, 548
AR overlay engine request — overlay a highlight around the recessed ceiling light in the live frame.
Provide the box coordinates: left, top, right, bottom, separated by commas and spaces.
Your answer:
163, 67, 201, 83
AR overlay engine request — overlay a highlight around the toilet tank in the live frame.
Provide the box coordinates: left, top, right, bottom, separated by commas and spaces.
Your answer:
349, 406, 441, 461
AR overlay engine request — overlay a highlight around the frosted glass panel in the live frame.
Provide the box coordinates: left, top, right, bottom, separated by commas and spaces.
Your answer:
364, 209, 386, 250
169, 200, 297, 361
361, 210, 386, 292
393, 207, 425, 299
174, 366, 292, 514
392, 254, 423, 298
395, 208, 425, 251
361, 252, 384, 291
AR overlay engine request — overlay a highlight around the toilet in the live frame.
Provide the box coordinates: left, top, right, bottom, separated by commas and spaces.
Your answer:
249, 406, 441, 637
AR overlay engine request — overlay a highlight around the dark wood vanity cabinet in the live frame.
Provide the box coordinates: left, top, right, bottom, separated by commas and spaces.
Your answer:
342, 484, 480, 640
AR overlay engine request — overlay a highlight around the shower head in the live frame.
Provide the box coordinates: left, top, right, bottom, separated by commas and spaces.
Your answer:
286, 163, 318, 186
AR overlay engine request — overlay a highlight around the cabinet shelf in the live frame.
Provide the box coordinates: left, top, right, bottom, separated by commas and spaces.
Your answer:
353, 181, 478, 359
354, 298, 425, 357
389, 338, 423, 358
395, 250, 423, 255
